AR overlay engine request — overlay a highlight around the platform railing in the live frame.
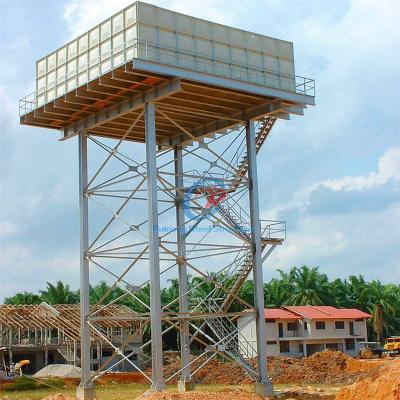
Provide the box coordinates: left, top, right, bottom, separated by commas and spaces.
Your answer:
261, 219, 286, 241
19, 38, 315, 117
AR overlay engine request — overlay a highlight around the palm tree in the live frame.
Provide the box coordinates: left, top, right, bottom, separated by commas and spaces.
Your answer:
40, 281, 78, 304
4, 292, 41, 305
360, 280, 398, 343
344, 275, 368, 309
287, 265, 332, 306
89, 281, 114, 305
264, 278, 291, 308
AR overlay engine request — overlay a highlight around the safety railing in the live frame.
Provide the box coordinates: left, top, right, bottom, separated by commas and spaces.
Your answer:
261, 219, 286, 240
19, 38, 315, 116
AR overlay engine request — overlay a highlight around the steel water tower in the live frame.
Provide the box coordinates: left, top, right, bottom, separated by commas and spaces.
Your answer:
20, 2, 315, 398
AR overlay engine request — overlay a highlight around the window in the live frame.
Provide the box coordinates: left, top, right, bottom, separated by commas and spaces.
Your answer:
349, 321, 354, 336
304, 321, 308, 330
267, 341, 277, 345
316, 321, 326, 330
287, 322, 297, 331
299, 343, 304, 353
279, 340, 290, 353
335, 321, 345, 330
356, 337, 366, 342
346, 338, 355, 350
278, 323, 283, 338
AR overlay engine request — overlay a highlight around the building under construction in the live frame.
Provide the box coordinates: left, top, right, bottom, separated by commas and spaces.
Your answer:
19, 2, 315, 398
0, 303, 144, 375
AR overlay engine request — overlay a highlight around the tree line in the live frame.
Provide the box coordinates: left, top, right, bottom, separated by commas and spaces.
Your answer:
4, 265, 400, 343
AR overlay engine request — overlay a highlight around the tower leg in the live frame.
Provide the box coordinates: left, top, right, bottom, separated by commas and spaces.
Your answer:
77, 131, 95, 400
145, 102, 165, 391
174, 146, 194, 392
246, 120, 273, 397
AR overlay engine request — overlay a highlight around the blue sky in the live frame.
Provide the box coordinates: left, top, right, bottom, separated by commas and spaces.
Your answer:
0, 0, 399, 300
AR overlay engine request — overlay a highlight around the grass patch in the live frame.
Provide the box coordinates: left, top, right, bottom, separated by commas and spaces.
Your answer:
0, 382, 343, 399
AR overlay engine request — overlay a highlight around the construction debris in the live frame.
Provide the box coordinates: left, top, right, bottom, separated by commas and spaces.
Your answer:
34, 364, 81, 378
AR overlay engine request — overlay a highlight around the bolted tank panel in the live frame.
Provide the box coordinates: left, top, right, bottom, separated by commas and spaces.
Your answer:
34, 1, 297, 109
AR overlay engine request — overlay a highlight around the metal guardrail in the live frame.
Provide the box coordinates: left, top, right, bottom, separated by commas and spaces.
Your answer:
19, 38, 315, 117
261, 219, 286, 240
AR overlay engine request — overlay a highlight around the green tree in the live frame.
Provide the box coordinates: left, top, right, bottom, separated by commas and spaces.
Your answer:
360, 281, 399, 342
40, 281, 78, 304
4, 292, 42, 305
286, 265, 332, 306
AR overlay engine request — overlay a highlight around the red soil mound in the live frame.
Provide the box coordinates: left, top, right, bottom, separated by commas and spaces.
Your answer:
336, 359, 400, 400
136, 389, 263, 400
162, 351, 378, 386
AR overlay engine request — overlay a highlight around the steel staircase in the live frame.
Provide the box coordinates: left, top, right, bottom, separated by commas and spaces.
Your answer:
203, 302, 258, 378
215, 116, 281, 312
229, 117, 277, 192
200, 116, 283, 374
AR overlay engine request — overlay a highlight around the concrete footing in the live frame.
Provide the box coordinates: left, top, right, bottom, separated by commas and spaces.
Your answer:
178, 380, 195, 392
76, 386, 96, 400
254, 381, 274, 397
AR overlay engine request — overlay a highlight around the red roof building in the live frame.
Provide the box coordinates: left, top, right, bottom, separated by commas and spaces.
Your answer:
264, 308, 301, 320
282, 305, 371, 320
238, 305, 371, 359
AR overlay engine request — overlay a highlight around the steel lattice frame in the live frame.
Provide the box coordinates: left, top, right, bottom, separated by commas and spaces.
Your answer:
77, 105, 285, 397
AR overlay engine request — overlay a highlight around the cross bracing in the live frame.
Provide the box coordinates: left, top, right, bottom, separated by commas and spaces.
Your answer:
74, 108, 286, 393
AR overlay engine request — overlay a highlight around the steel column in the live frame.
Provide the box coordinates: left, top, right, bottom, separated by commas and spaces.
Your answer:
246, 120, 273, 396
77, 131, 95, 400
145, 102, 165, 390
174, 146, 193, 391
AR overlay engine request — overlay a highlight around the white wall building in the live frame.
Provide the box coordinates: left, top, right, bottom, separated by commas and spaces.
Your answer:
238, 306, 371, 358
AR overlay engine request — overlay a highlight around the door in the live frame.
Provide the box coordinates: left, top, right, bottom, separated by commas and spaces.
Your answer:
349, 321, 354, 336
278, 323, 283, 338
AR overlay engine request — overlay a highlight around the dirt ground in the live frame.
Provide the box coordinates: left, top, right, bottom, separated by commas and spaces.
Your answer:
161, 351, 386, 386
1, 351, 398, 400
336, 358, 400, 400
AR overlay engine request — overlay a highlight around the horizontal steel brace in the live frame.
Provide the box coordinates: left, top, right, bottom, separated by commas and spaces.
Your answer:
132, 59, 315, 106
62, 77, 181, 140
88, 311, 255, 322
161, 100, 302, 146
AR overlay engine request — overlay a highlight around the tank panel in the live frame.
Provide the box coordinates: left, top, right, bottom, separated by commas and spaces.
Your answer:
35, 1, 297, 107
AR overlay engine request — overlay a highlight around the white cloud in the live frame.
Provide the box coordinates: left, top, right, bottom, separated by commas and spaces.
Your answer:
267, 201, 400, 282
0, 221, 22, 238
320, 147, 400, 191
63, 0, 237, 39
267, 147, 400, 281
63, 0, 133, 37
0, 245, 80, 301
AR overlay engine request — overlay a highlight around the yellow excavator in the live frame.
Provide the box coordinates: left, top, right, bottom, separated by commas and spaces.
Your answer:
0, 359, 30, 379
383, 337, 400, 356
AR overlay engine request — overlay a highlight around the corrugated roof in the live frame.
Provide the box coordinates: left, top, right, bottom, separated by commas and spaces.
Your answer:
283, 305, 371, 320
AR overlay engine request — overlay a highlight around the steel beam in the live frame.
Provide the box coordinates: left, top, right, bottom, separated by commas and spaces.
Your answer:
145, 102, 165, 390
246, 120, 273, 397
132, 59, 316, 106
174, 146, 193, 391
77, 131, 95, 400
63, 78, 181, 140
161, 100, 301, 146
